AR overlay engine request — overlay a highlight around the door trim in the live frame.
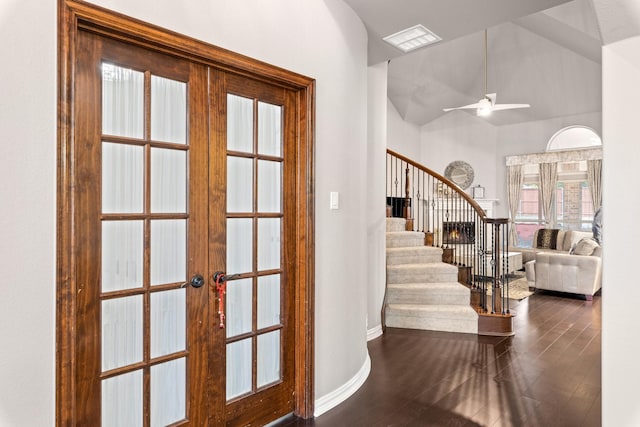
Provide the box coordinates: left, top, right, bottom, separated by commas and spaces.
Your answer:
56, 1, 315, 424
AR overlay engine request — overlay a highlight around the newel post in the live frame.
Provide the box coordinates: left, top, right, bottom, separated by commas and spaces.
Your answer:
404, 166, 414, 231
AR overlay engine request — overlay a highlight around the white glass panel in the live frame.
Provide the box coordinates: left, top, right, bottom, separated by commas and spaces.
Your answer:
258, 101, 282, 157
227, 218, 253, 274
257, 160, 281, 213
151, 148, 187, 213
258, 218, 280, 271
226, 339, 252, 400
257, 331, 281, 388
102, 142, 143, 214
151, 289, 186, 358
151, 220, 186, 286
102, 63, 144, 139
227, 94, 253, 153
102, 370, 143, 427
258, 275, 280, 329
226, 278, 252, 338
102, 295, 143, 371
151, 75, 187, 144
227, 156, 253, 213
102, 221, 143, 292
151, 358, 186, 427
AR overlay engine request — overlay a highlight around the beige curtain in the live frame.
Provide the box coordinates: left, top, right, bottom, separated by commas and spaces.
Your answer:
507, 165, 524, 246
539, 162, 558, 228
587, 159, 602, 210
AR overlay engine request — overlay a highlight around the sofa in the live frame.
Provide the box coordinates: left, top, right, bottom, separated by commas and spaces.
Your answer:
515, 229, 594, 264
520, 229, 602, 300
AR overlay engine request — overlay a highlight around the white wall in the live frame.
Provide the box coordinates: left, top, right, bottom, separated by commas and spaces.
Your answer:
602, 35, 640, 427
0, 0, 371, 424
387, 99, 421, 158
420, 111, 497, 198
0, 1, 56, 426
366, 62, 388, 340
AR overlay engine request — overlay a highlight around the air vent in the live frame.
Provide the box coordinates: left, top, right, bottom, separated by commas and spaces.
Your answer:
383, 24, 441, 53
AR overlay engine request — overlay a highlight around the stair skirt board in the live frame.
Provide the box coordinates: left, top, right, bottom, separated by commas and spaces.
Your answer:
385, 305, 479, 334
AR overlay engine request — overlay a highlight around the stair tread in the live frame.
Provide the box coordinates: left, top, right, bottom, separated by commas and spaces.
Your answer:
386, 246, 442, 253
386, 304, 478, 315
387, 263, 458, 271
388, 282, 468, 289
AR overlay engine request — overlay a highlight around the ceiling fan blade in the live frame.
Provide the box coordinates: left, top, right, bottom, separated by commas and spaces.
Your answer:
443, 102, 484, 112
490, 103, 530, 111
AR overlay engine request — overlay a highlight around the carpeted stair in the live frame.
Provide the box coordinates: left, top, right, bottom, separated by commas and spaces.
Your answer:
385, 218, 478, 334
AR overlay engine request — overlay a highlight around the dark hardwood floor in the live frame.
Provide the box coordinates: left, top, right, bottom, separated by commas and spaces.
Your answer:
276, 291, 601, 427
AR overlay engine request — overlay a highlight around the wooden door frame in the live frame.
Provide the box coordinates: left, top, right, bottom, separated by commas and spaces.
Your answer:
56, 1, 315, 424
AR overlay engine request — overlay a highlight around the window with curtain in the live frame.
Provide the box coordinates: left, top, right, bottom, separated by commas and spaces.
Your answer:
514, 161, 594, 247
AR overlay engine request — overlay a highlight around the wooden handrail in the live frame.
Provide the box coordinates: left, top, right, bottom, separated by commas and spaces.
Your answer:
387, 149, 489, 221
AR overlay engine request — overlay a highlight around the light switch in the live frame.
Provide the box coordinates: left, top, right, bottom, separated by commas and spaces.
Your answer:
330, 192, 339, 210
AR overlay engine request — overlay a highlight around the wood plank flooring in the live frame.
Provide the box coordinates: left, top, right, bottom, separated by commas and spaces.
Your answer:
276, 291, 601, 427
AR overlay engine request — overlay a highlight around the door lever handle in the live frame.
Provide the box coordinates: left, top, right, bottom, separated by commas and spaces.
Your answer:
212, 272, 241, 329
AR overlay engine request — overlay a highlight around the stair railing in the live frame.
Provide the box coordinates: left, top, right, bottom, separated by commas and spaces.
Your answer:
387, 149, 512, 316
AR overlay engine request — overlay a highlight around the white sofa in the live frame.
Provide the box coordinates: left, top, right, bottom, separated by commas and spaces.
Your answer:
520, 229, 603, 300
533, 251, 602, 300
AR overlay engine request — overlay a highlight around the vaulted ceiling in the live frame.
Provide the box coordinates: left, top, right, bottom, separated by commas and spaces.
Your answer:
344, 0, 640, 127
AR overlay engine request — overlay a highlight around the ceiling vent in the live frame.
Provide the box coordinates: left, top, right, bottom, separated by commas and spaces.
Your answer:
383, 24, 441, 53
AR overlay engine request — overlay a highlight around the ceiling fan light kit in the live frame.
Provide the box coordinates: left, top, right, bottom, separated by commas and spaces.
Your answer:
443, 29, 530, 116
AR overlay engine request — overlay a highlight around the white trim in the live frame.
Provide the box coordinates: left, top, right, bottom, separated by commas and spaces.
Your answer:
367, 325, 383, 341
314, 353, 371, 417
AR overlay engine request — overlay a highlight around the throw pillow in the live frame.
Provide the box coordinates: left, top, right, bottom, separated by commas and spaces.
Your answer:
570, 237, 600, 256
536, 229, 559, 249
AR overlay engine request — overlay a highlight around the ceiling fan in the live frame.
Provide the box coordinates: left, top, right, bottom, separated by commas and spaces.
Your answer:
443, 29, 530, 116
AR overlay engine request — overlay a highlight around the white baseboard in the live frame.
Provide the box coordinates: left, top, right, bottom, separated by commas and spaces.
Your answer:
367, 324, 383, 341
314, 353, 371, 417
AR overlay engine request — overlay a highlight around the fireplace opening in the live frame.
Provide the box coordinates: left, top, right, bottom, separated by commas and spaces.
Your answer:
443, 221, 475, 244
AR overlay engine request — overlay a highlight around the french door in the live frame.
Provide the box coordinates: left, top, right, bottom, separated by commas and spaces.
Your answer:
61, 26, 305, 426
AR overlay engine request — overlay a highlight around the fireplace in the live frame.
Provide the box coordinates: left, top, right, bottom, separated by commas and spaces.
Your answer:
443, 221, 475, 244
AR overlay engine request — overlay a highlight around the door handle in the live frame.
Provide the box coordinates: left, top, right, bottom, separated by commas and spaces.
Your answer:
184, 274, 205, 288
190, 274, 206, 288
212, 272, 241, 328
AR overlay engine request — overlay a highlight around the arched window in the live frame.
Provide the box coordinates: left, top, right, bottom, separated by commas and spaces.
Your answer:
546, 126, 602, 151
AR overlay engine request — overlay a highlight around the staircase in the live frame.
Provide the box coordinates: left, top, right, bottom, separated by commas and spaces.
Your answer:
385, 217, 478, 334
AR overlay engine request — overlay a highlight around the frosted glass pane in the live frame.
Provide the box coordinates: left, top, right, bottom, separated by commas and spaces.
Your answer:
257, 331, 281, 388
151, 220, 186, 286
151, 358, 186, 427
102, 142, 143, 214
102, 370, 143, 427
258, 275, 280, 329
258, 218, 280, 271
257, 160, 281, 213
151, 289, 186, 358
151, 75, 187, 144
102, 295, 143, 371
226, 339, 252, 400
226, 278, 252, 338
102, 63, 144, 139
102, 221, 143, 292
151, 148, 187, 213
227, 94, 253, 153
227, 218, 253, 274
258, 101, 282, 157
227, 156, 253, 213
